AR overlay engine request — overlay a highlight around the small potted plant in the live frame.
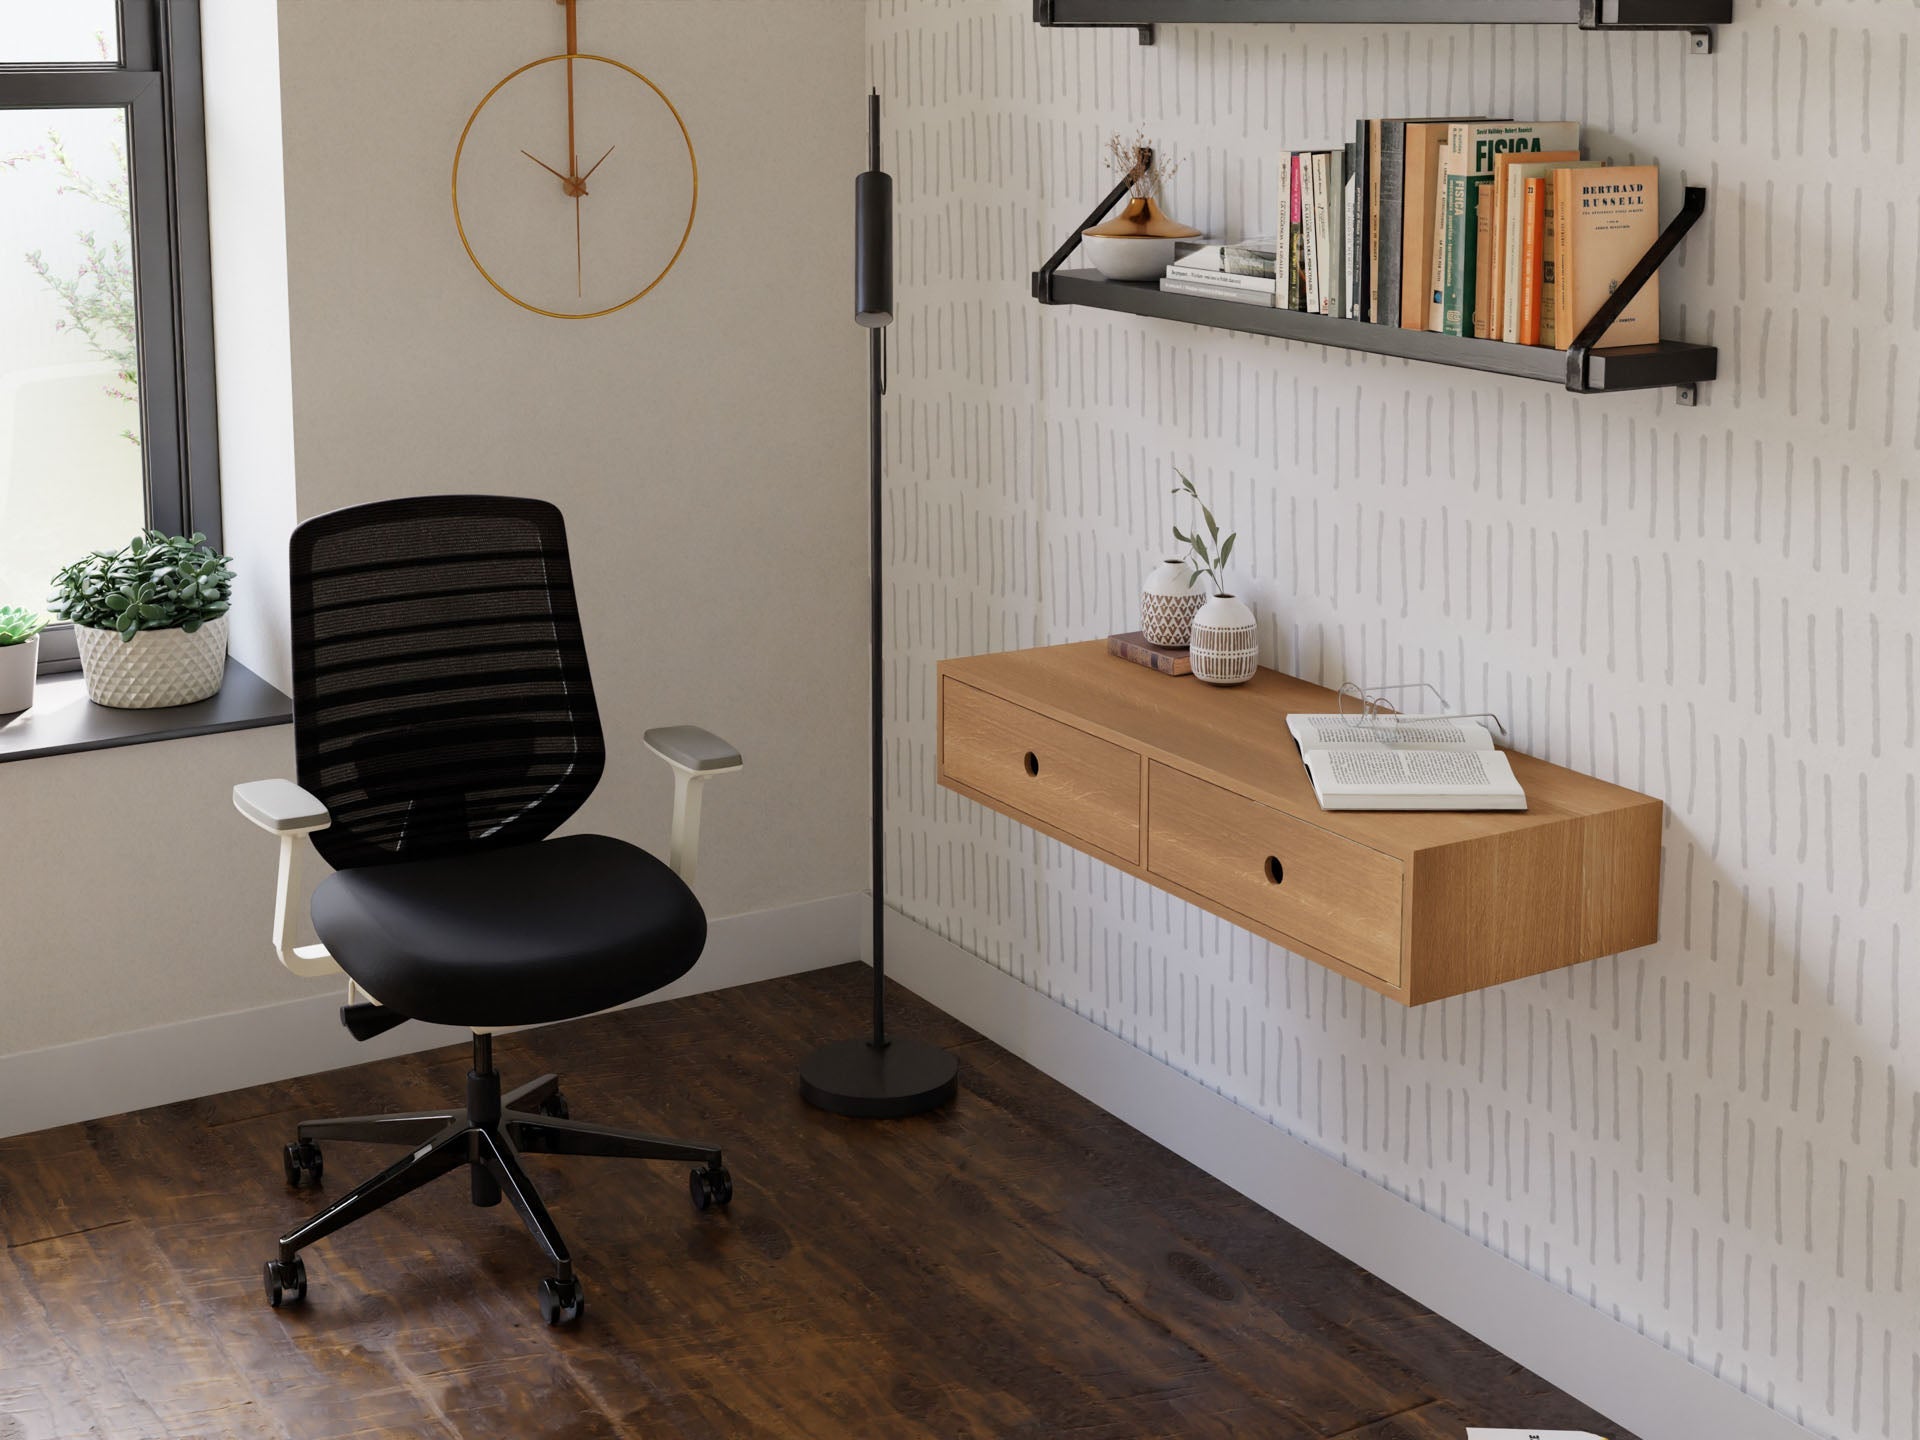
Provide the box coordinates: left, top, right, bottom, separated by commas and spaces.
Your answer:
48, 531, 235, 709
1171, 471, 1256, 686
0, 606, 50, 714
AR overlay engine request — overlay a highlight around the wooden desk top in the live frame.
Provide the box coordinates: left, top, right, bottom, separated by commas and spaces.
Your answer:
939, 641, 1658, 864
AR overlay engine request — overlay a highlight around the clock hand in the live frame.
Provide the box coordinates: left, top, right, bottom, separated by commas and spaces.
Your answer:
580, 144, 616, 186
562, 0, 579, 179
575, 195, 583, 298
521, 149, 570, 185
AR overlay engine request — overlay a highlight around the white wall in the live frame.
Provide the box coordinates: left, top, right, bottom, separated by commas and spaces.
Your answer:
874, 7, 1919, 1440
201, 0, 296, 691
0, 0, 870, 1065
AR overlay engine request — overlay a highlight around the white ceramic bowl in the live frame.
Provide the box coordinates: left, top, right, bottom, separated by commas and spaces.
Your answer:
1082, 233, 1175, 283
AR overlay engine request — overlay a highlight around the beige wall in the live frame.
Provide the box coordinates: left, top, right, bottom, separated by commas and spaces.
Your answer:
0, 0, 868, 1058
274, 0, 870, 926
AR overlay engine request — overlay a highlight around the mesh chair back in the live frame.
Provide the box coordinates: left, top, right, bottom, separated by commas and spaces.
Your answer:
289, 495, 604, 872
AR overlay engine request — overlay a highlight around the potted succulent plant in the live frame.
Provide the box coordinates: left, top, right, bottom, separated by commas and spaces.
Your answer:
0, 606, 50, 714
48, 530, 235, 709
1171, 470, 1257, 686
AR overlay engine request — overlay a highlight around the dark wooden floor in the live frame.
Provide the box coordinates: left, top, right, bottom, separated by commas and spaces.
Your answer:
0, 964, 1629, 1440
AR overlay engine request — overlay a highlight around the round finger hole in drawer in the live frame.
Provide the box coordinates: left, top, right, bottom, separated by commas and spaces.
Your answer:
1023, 751, 1039, 777
1264, 855, 1284, 885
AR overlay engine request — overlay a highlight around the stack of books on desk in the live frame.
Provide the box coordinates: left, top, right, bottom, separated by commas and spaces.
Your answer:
1285, 712, 1527, 811
1158, 239, 1279, 307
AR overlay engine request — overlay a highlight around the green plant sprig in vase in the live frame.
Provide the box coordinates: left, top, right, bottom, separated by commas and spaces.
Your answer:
1170, 468, 1236, 596
49, 530, 236, 709
1170, 470, 1257, 686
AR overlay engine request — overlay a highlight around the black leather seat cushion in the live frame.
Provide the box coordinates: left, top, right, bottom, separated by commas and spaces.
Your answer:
311, 834, 706, 1028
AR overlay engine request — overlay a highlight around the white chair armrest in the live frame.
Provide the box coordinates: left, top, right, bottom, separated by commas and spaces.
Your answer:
234, 779, 339, 978
643, 726, 743, 773
233, 778, 331, 834
642, 726, 742, 885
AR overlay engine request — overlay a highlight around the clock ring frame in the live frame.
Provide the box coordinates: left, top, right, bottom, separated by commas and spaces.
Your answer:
451, 51, 698, 320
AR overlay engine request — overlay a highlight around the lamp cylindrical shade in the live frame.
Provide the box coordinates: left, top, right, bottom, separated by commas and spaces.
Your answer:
854, 169, 893, 328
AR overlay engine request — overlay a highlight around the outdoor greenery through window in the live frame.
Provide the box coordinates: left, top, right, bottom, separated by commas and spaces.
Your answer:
0, 105, 146, 614
0, 0, 218, 659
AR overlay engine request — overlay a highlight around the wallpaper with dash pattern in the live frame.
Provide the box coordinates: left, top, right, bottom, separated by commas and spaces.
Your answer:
868, 2, 1918, 1436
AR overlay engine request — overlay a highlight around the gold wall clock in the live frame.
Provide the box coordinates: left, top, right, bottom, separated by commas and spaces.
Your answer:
451, 0, 696, 319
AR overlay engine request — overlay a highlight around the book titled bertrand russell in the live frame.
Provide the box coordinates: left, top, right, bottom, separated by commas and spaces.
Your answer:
1552, 164, 1661, 349
1108, 632, 1192, 676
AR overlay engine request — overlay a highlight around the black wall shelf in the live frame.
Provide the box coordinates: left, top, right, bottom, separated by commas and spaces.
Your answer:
1036, 0, 1731, 38
1041, 271, 1716, 395
1034, 154, 1715, 400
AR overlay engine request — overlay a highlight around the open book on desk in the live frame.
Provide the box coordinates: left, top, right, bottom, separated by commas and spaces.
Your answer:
1284, 713, 1527, 812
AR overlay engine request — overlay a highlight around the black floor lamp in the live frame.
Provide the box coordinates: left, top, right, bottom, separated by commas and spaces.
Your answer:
797, 91, 960, 1119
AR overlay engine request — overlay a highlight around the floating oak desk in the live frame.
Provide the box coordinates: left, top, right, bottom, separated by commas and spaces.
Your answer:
936, 642, 1661, 1005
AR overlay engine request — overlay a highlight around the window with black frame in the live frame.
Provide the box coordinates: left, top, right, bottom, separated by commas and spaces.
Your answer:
0, 0, 217, 672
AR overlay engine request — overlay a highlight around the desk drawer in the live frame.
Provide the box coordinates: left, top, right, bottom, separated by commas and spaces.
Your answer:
941, 679, 1141, 863
1147, 762, 1403, 985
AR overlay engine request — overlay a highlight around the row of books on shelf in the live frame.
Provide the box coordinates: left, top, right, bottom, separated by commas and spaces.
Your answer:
1156, 119, 1663, 351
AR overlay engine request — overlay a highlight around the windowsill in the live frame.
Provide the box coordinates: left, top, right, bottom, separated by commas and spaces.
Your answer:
0, 658, 291, 765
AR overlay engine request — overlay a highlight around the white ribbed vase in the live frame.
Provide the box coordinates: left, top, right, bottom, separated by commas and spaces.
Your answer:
74, 614, 229, 709
1140, 559, 1205, 646
1189, 594, 1257, 685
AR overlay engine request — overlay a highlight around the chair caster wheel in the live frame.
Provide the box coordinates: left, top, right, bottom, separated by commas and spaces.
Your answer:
538, 1092, 571, 1120
282, 1140, 323, 1189
690, 1164, 732, 1212
538, 1275, 584, 1326
264, 1257, 307, 1309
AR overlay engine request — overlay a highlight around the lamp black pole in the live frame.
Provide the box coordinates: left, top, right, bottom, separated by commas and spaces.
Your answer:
798, 91, 960, 1119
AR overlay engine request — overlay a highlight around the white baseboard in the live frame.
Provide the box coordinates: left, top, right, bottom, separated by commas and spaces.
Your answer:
0, 892, 863, 1140
882, 909, 1815, 1440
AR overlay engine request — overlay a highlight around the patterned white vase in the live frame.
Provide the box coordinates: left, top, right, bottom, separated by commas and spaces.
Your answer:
1140, 559, 1205, 647
1189, 594, 1257, 686
74, 614, 229, 709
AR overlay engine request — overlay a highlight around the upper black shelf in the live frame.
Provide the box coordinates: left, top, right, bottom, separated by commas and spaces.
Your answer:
1036, 0, 1731, 31
1043, 271, 1717, 396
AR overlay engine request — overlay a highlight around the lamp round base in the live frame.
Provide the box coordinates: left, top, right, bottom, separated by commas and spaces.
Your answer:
798, 1037, 959, 1118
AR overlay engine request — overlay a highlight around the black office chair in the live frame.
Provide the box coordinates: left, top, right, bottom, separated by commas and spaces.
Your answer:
234, 495, 743, 1325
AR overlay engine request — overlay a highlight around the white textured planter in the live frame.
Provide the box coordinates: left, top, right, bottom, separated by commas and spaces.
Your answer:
74, 614, 229, 709
0, 634, 37, 714
1190, 594, 1257, 686
1141, 558, 1205, 646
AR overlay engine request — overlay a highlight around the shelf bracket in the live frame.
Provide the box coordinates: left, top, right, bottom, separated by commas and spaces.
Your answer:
1034, 1, 1153, 44
1579, 0, 1720, 52
1565, 184, 1706, 397
1033, 150, 1150, 304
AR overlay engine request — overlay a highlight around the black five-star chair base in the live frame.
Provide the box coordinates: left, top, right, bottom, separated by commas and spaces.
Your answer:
264, 1034, 732, 1325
